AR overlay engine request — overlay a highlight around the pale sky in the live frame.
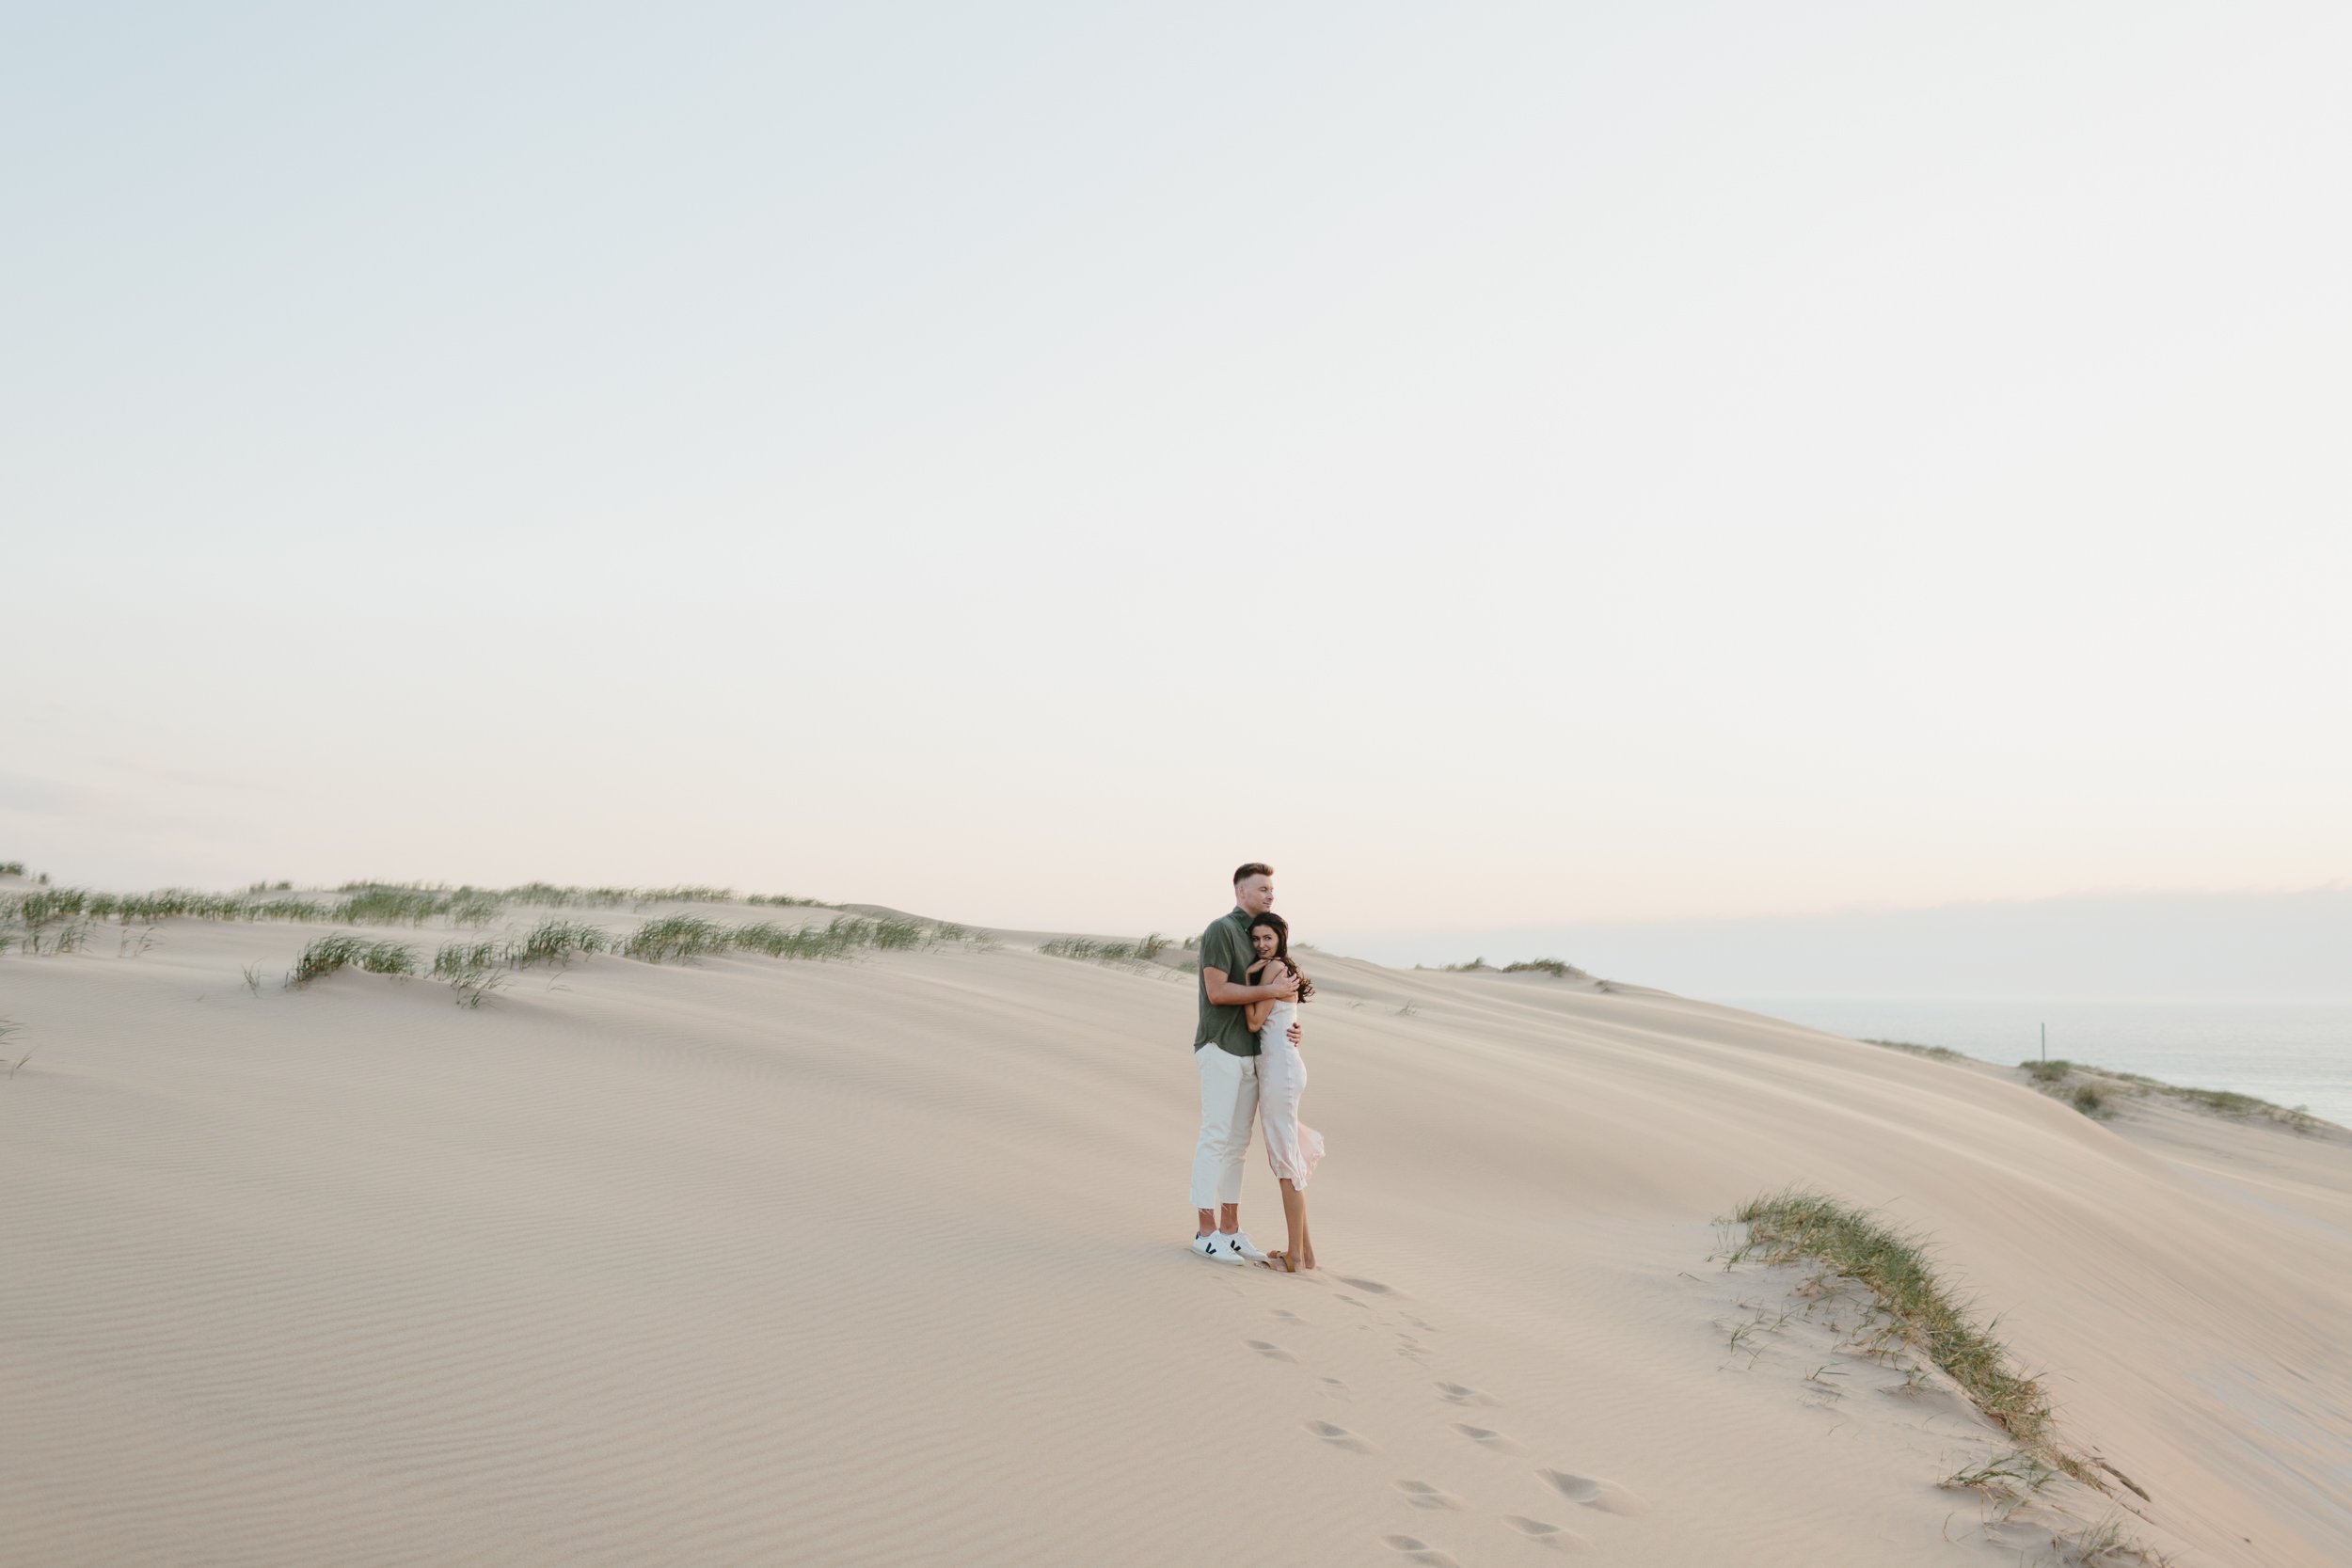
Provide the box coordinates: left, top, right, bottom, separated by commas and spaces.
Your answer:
7, 3, 2349, 951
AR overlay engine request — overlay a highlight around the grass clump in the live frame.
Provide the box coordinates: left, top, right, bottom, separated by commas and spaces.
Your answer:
432, 941, 501, 976
730, 920, 838, 959
429, 942, 508, 1007
499, 882, 633, 909
2018, 1057, 2323, 1134
290, 934, 417, 987
358, 942, 415, 975
1040, 933, 1171, 967
429, 925, 606, 1006
748, 893, 823, 908
1725, 1186, 2082, 1481
1866, 1037, 1968, 1063
733, 915, 937, 961
619, 912, 970, 966
4, 889, 88, 954
448, 891, 502, 925
332, 884, 455, 924
623, 915, 735, 963
2168, 1085, 2314, 1128
512, 920, 611, 968
636, 885, 736, 905
1501, 958, 1590, 980
869, 916, 928, 950
0, 862, 24, 877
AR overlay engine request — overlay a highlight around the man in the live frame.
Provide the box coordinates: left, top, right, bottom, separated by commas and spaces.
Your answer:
1190, 863, 1303, 1264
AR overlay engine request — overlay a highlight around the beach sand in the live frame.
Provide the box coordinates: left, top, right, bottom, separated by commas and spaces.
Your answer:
4, 895, 2348, 1566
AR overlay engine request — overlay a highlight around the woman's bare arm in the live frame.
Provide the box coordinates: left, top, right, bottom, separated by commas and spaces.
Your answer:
1245, 961, 1289, 1034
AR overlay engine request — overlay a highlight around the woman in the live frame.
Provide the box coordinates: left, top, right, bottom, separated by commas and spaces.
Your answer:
1244, 911, 1323, 1272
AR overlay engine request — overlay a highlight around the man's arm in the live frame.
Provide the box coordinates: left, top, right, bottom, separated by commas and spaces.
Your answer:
1201, 966, 1298, 1007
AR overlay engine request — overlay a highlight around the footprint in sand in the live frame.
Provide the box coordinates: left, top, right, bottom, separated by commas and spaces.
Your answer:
1537, 1469, 1647, 1515
1304, 1420, 1378, 1453
1503, 1515, 1588, 1551
1436, 1381, 1498, 1406
1319, 1376, 1350, 1401
1379, 1535, 1463, 1567
1245, 1340, 1297, 1362
1270, 1308, 1307, 1323
1336, 1294, 1371, 1309
1450, 1422, 1528, 1454
1392, 1480, 1465, 1511
1337, 1275, 1395, 1294
1406, 1316, 1439, 1333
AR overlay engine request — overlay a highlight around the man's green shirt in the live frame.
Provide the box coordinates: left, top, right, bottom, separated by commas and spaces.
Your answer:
1195, 907, 1261, 1057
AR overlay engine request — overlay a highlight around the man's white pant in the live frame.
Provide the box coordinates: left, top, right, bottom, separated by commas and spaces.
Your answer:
1190, 1046, 1261, 1209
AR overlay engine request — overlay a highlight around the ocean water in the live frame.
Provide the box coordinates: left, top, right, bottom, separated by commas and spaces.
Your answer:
1720, 999, 2352, 1131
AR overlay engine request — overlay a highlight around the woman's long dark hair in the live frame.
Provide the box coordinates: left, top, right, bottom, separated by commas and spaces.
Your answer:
1248, 912, 1314, 1002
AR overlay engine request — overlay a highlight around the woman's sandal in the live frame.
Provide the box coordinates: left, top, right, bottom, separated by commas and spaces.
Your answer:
1265, 1250, 1300, 1274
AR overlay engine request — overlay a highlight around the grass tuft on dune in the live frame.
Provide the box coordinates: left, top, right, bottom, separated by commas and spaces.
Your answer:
1726, 1186, 2085, 1482
288, 934, 418, 987
1040, 934, 1171, 967
1864, 1037, 1968, 1062
2021, 1059, 2322, 1134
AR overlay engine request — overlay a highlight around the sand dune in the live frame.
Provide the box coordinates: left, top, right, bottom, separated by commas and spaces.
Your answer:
4, 895, 2348, 1566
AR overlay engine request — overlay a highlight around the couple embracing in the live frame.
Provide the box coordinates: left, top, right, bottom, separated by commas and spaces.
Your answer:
1189, 863, 1325, 1273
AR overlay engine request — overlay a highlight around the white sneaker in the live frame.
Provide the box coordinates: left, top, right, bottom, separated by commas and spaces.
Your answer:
1225, 1231, 1270, 1264
1193, 1232, 1244, 1264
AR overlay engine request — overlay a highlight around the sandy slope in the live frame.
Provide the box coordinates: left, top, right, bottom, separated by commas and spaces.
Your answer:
4, 901, 2348, 1568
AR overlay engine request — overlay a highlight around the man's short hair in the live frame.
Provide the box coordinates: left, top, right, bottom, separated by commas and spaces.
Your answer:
1233, 863, 1274, 884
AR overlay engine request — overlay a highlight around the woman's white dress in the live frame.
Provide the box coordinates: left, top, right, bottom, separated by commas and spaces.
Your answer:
1257, 999, 1325, 1186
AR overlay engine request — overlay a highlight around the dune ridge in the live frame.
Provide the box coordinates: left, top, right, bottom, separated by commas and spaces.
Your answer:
4, 889, 2348, 1566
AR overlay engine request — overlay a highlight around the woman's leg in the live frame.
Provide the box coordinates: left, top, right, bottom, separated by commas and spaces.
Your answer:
1279, 1179, 1308, 1270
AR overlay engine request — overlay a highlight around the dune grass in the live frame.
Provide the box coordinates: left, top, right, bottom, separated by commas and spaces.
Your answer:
623, 912, 941, 964
2020, 1057, 2320, 1133
332, 884, 463, 924
6, 884, 337, 939
511, 919, 612, 967
2, 889, 92, 955
1, 880, 840, 947
431, 941, 501, 976
737, 914, 933, 960
1427, 956, 1592, 979
426, 923, 609, 978
0, 862, 24, 877
424, 924, 606, 1007
408, 912, 956, 997
497, 882, 634, 909
1724, 1186, 2084, 1482
289, 934, 418, 987
1865, 1037, 1969, 1063
1040, 933, 1171, 967
10, 876, 977, 993
623, 915, 734, 963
